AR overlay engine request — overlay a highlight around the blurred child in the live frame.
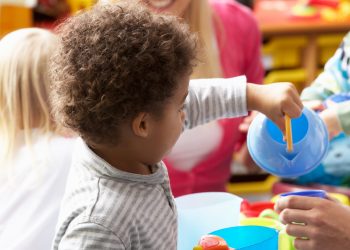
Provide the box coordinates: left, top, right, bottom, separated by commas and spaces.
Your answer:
0, 28, 75, 250
302, 32, 350, 138
296, 32, 350, 185
50, 2, 302, 249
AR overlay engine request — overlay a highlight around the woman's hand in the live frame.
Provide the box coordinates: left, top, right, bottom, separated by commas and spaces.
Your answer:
275, 195, 350, 250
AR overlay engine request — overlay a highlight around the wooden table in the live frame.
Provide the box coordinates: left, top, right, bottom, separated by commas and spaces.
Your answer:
254, 0, 350, 84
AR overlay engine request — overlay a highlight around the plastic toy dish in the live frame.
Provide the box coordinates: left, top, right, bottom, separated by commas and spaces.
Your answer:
240, 200, 275, 218
247, 107, 329, 178
258, 209, 279, 221
240, 217, 284, 231
290, 4, 319, 19
280, 189, 327, 198
272, 192, 349, 205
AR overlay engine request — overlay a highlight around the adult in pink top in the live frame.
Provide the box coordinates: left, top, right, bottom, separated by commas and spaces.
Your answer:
143, 0, 264, 196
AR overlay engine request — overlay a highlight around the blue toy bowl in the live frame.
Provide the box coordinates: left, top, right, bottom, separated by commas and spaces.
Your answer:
210, 226, 278, 250
247, 108, 329, 178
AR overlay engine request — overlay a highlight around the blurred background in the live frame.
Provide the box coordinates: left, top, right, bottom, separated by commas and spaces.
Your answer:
2, 0, 350, 200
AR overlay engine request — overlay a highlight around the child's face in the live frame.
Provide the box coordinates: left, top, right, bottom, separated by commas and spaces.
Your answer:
146, 74, 189, 163
141, 0, 192, 16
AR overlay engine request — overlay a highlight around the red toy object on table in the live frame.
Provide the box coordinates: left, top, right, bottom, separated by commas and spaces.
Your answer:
193, 235, 233, 250
240, 199, 275, 217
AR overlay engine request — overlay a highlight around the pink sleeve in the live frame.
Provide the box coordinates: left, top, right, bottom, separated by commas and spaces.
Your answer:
210, 0, 264, 83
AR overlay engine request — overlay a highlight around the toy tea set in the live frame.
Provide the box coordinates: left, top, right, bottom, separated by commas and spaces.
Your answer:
176, 107, 332, 250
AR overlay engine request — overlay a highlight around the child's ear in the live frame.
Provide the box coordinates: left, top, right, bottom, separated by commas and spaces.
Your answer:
132, 112, 151, 138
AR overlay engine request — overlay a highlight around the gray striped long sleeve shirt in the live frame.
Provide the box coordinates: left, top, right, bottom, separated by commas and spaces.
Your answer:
52, 76, 247, 250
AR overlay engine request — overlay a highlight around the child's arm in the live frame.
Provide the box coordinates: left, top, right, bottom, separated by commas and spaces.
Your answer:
319, 100, 350, 138
185, 76, 302, 133
301, 32, 350, 102
184, 76, 248, 129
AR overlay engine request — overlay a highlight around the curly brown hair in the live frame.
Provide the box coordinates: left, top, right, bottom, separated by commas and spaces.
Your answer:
50, 1, 198, 145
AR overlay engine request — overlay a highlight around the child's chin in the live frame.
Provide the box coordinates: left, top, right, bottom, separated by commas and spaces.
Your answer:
164, 148, 174, 157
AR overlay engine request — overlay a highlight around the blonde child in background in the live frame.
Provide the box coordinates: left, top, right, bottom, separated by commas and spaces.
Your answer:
50, 2, 302, 249
0, 28, 76, 250
138, 0, 265, 196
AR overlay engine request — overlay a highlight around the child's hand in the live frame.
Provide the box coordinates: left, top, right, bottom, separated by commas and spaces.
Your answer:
238, 111, 259, 133
319, 108, 342, 139
247, 82, 303, 133
303, 100, 325, 111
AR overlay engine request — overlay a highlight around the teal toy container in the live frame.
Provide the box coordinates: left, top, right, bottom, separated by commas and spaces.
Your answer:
210, 225, 278, 250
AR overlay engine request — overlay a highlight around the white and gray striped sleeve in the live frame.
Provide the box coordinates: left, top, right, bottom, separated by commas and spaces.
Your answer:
184, 75, 248, 129
57, 222, 125, 250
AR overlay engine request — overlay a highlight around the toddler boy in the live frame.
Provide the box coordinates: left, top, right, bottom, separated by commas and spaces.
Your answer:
50, 1, 302, 249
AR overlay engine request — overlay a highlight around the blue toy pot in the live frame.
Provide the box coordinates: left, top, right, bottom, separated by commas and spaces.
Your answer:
247, 108, 329, 178
280, 189, 327, 198
210, 225, 278, 250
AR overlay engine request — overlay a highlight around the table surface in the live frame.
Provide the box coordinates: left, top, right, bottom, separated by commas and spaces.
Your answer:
254, 0, 350, 36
